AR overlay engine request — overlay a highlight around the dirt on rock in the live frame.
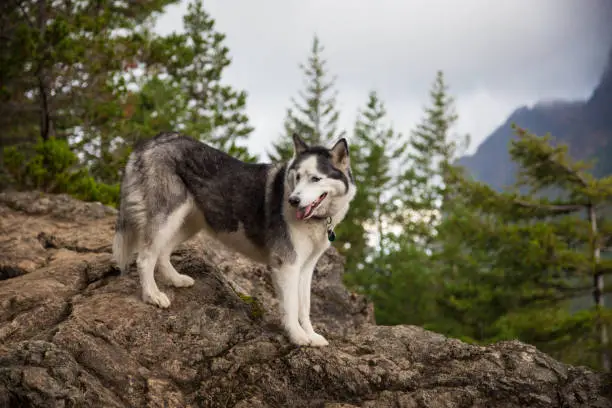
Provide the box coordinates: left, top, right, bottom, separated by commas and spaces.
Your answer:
0, 192, 610, 408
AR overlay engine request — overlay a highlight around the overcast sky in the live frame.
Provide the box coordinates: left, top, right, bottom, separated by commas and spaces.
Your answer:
156, 0, 612, 159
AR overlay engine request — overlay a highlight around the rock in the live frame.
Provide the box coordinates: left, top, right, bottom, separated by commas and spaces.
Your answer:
0, 192, 610, 408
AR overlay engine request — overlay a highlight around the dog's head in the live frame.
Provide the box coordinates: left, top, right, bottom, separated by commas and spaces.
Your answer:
286, 133, 356, 221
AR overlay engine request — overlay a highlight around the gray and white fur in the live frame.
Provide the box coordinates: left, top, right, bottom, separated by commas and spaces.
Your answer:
112, 132, 356, 346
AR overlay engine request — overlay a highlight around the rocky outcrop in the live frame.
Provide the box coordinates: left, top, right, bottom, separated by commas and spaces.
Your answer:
0, 192, 610, 408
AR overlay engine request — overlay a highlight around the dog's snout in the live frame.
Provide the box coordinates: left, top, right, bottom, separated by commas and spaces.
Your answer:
288, 196, 300, 207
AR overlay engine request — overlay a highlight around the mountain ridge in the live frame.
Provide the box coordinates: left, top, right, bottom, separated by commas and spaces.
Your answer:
458, 49, 612, 189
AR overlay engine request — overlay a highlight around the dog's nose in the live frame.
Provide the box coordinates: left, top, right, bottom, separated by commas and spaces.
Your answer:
288, 196, 300, 207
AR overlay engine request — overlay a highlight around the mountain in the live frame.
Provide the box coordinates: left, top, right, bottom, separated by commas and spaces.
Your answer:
458, 50, 612, 190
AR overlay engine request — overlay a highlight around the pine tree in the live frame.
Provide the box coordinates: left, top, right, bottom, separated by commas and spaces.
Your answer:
0, 0, 178, 186
337, 91, 405, 283
335, 91, 440, 327
398, 71, 469, 249
168, 0, 254, 161
359, 71, 469, 327
89, 0, 257, 182
439, 125, 612, 371
1, 0, 257, 195
118, 0, 256, 164
268, 35, 344, 161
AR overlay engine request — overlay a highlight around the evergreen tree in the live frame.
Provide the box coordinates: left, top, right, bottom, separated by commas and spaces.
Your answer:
1, 0, 256, 200
363, 72, 468, 326
109, 0, 256, 174
337, 91, 405, 284
268, 35, 344, 161
397, 71, 469, 249
338, 73, 470, 327
0, 0, 175, 144
106, 75, 188, 177
367, 234, 438, 327
86, 0, 256, 181
156, 0, 254, 161
0, 0, 178, 182
439, 125, 612, 371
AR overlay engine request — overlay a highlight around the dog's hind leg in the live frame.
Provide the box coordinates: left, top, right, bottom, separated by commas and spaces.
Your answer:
156, 218, 198, 288
138, 200, 193, 308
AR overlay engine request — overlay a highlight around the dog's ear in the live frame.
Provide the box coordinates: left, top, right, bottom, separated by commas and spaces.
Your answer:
292, 133, 308, 155
330, 138, 350, 170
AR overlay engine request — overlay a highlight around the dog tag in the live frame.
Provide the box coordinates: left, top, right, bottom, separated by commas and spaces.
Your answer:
327, 229, 336, 242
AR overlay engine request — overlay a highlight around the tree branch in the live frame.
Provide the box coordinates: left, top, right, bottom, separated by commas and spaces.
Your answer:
512, 199, 584, 214
15, 0, 36, 29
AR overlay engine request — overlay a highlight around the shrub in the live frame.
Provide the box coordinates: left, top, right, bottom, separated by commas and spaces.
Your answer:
2, 137, 119, 207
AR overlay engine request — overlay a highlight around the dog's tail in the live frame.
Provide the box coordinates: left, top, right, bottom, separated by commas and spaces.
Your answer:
113, 221, 133, 274
112, 199, 140, 274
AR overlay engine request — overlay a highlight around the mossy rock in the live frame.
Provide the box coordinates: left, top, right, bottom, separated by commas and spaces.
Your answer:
237, 293, 265, 320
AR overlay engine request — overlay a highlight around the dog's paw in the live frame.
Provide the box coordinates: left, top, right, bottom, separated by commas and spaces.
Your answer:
288, 329, 311, 346
308, 332, 329, 347
170, 274, 195, 288
143, 290, 171, 308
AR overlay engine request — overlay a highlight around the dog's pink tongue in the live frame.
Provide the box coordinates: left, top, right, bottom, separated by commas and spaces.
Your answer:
296, 203, 313, 220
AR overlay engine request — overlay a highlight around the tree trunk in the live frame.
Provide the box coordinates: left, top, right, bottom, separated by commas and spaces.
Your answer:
376, 194, 385, 260
589, 203, 610, 372
37, 0, 50, 142
37, 74, 50, 142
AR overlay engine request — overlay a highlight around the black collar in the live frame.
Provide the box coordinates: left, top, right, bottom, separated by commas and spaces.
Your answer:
308, 216, 336, 241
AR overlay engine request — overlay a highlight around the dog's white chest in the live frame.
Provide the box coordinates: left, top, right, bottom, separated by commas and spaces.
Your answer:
288, 221, 330, 260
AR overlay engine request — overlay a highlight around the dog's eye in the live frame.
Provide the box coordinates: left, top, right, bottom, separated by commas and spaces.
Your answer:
310, 176, 321, 183
296, 173, 301, 182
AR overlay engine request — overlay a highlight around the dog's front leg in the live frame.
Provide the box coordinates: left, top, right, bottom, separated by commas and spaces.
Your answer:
273, 264, 311, 346
298, 255, 329, 346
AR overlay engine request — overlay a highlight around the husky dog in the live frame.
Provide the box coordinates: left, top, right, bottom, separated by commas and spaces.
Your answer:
112, 132, 356, 346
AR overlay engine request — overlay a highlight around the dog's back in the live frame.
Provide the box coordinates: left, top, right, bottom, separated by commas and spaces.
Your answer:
112, 132, 277, 272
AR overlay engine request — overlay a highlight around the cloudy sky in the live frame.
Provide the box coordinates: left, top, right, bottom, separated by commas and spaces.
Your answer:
156, 0, 612, 159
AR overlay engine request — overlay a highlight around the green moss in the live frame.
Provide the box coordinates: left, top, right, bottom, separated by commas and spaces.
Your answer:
237, 292, 265, 320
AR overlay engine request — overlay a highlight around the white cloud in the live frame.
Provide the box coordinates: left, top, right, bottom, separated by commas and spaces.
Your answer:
155, 0, 612, 158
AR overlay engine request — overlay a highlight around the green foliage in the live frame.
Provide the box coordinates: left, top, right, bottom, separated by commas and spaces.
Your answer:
268, 36, 344, 161
1, 0, 166, 187
355, 72, 468, 327
491, 306, 610, 368
436, 126, 612, 371
0, 0, 177, 146
366, 237, 439, 328
337, 91, 405, 285
332, 71, 611, 372
397, 71, 470, 249
1, 0, 255, 191
142, 0, 256, 162
338, 74, 468, 328
3, 138, 119, 206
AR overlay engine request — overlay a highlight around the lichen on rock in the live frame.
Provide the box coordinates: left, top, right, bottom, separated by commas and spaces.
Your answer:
237, 292, 265, 320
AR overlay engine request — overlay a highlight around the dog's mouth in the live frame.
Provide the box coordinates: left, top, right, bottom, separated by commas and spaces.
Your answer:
296, 193, 327, 220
